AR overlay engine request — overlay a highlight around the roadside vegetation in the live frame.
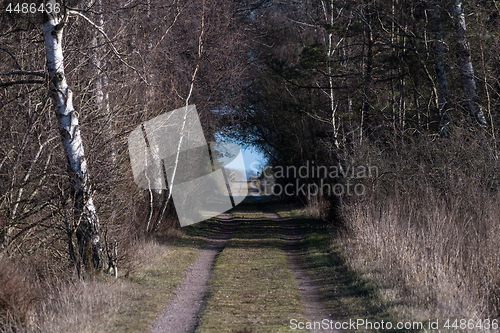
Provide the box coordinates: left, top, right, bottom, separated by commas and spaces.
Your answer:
275, 203, 421, 333
338, 132, 500, 325
0, 220, 223, 332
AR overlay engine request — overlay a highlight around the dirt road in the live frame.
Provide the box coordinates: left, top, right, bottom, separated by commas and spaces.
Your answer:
149, 201, 333, 333
149, 213, 236, 333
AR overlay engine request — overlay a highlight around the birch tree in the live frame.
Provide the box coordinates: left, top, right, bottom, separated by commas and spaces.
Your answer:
152, 0, 206, 231
43, 0, 104, 272
452, 0, 487, 126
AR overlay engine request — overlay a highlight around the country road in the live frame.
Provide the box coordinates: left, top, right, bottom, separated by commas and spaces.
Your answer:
148, 197, 337, 333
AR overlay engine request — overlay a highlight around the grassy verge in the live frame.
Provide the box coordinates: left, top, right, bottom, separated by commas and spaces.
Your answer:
106, 218, 225, 332
106, 239, 201, 332
195, 203, 308, 333
8, 218, 223, 333
275, 203, 421, 332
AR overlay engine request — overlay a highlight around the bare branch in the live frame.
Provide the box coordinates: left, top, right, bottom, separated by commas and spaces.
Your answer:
11, 136, 57, 220
0, 80, 45, 87
0, 48, 22, 70
0, 71, 47, 78
153, 0, 208, 231
350, 8, 418, 52
68, 9, 149, 84
151, 0, 182, 52
286, 17, 318, 28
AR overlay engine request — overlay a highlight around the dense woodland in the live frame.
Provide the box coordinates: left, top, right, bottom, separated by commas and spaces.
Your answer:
1, 0, 500, 329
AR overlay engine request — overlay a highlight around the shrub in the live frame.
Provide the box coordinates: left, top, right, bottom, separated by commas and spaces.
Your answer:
0, 257, 37, 329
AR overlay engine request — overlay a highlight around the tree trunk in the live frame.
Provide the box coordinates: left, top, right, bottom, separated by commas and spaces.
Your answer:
321, 0, 340, 149
43, 1, 104, 272
361, 29, 373, 143
452, 0, 487, 126
430, 0, 450, 135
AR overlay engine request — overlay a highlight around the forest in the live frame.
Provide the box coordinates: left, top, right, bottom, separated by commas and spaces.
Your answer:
1, 0, 500, 331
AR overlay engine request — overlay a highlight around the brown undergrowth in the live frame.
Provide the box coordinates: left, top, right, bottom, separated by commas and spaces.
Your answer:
0, 222, 207, 333
339, 130, 500, 323
0, 257, 37, 331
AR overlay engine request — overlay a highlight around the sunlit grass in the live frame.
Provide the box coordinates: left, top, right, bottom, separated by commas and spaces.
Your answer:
196, 206, 308, 333
276, 204, 416, 332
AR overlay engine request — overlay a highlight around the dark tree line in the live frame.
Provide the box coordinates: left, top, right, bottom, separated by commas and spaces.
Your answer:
1, 0, 499, 275
0, 0, 250, 274
225, 0, 499, 198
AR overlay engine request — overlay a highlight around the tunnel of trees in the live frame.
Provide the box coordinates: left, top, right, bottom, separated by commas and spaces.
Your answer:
1, 0, 500, 323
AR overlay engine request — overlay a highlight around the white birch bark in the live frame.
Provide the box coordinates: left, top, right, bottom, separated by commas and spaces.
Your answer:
152, 1, 206, 231
143, 0, 165, 232
43, 1, 104, 270
452, 0, 487, 126
91, 0, 112, 148
324, 0, 341, 148
91, 0, 118, 276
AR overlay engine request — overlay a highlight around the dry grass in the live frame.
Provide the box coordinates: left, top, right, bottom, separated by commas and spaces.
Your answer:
0, 226, 207, 333
0, 257, 36, 330
29, 277, 122, 333
195, 206, 308, 332
0, 256, 121, 333
302, 195, 331, 220
342, 190, 500, 320
339, 132, 500, 323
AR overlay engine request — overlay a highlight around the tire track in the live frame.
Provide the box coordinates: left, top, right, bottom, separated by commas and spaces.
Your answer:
149, 212, 236, 333
265, 211, 339, 333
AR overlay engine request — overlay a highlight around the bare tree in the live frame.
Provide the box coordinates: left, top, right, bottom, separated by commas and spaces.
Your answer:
430, 0, 450, 136
43, 0, 104, 272
152, 0, 207, 231
452, 0, 487, 126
